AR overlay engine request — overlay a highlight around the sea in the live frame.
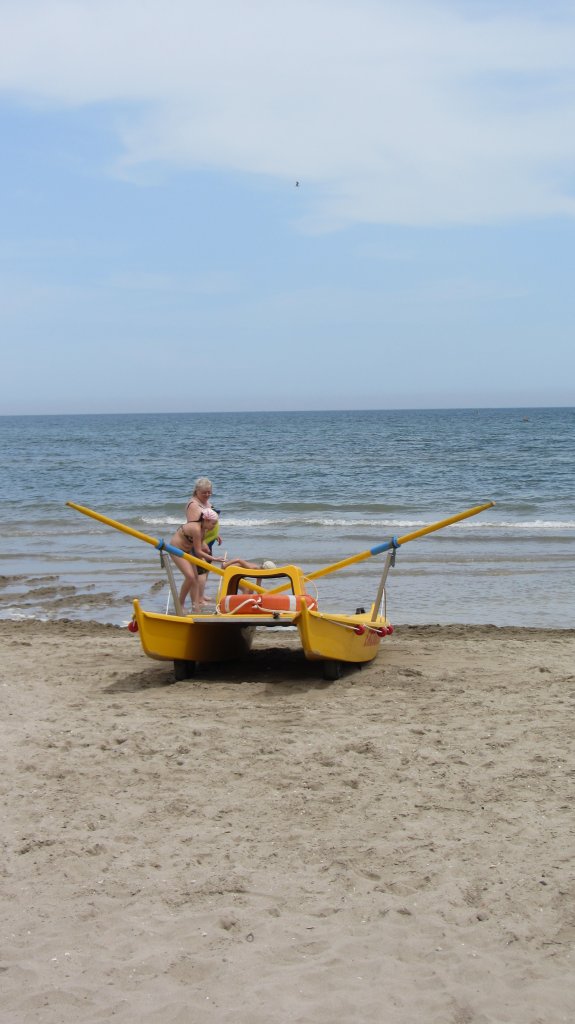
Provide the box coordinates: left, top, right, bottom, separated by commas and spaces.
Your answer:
0, 408, 573, 629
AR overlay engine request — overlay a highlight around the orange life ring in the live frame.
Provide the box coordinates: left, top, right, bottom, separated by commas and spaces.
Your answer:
218, 594, 317, 615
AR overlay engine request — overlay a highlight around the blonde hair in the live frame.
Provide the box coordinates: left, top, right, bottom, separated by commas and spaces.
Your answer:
193, 477, 212, 495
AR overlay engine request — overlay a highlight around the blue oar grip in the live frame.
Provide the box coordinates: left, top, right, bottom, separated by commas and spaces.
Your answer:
156, 538, 186, 558
369, 536, 401, 557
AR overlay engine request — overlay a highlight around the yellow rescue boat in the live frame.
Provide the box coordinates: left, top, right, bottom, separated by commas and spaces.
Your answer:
133, 561, 393, 680
67, 500, 494, 681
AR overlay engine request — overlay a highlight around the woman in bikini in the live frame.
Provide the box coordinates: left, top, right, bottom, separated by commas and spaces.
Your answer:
169, 512, 225, 612
184, 478, 223, 606
186, 477, 217, 523
174, 477, 276, 609
170, 489, 224, 611
186, 477, 274, 572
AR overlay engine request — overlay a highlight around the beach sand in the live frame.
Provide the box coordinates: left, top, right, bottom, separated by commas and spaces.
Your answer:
1, 620, 574, 1023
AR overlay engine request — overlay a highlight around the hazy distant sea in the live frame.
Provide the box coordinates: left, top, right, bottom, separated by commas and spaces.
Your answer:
1, 408, 573, 628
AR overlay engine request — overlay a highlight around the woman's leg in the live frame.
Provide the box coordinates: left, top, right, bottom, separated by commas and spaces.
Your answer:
171, 554, 199, 610
198, 572, 211, 604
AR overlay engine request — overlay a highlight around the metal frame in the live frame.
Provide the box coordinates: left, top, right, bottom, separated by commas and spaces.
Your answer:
160, 550, 184, 617
371, 549, 395, 623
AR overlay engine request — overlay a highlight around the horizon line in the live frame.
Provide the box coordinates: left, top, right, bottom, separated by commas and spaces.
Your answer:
1, 404, 574, 418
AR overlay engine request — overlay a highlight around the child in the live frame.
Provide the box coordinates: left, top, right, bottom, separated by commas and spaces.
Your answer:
197, 509, 224, 605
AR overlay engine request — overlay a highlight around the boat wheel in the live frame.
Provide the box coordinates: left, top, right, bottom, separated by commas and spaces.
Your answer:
322, 659, 343, 681
173, 660, 197, 682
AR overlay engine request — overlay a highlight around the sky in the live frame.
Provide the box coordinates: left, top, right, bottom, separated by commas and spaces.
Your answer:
1, 0, 574, 414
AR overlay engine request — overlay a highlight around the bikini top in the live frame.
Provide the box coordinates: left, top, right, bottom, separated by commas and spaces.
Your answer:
186, 499, 219, 524
177, 519, 201, 546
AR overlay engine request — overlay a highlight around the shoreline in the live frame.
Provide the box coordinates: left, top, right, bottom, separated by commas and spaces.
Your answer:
2, 618, 574, 1022
2, 617, 574, 638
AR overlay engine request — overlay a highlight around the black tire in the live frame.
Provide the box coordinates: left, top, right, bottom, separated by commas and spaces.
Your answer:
174, 659, 196, 681
322, 659, 343, 680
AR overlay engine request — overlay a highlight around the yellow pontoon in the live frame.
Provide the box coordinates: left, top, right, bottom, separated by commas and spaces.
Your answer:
133, 561, 393, 680
67, 500, 494, 681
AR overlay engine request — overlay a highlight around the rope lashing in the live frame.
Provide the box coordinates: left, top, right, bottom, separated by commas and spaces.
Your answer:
219, 595, 261, 615
389, 536, 400, 567
318, 617, 394, 637
218, 594, 318, 616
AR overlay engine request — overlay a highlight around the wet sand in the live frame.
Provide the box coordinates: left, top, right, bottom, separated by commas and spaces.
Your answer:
1, 620, 574, 1023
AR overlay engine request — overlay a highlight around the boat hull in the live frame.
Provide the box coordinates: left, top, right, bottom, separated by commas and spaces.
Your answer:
133, 601, 256, 663
298, 603, 388, 665
133, 599, 390, 670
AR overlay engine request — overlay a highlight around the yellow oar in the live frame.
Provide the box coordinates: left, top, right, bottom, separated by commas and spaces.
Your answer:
66, 501, 266, 593
269, 500, 495, 592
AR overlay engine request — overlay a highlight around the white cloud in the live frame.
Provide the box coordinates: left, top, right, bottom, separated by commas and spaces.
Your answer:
1, 0, 575, 226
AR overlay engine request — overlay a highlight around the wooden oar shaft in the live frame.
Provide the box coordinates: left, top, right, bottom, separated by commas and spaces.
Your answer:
66, 501, 224, 575
267, 500, 495, 593
374, 500, 495, 552
306, 501, 494, 582
68, 502, 269, 595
